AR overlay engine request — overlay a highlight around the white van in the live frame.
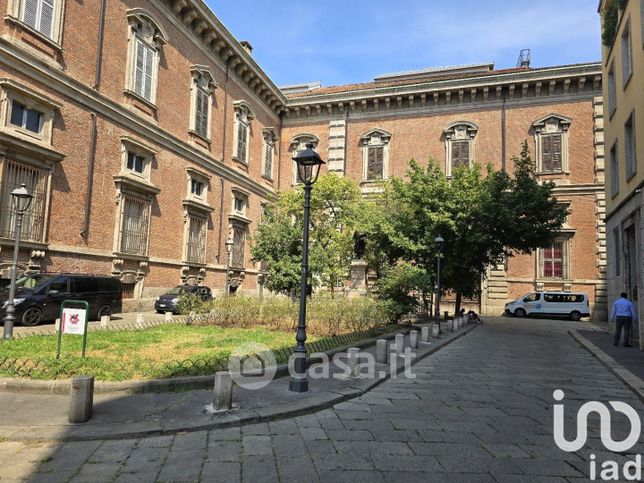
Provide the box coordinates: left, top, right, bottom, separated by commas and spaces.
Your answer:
505, 291, 589, 321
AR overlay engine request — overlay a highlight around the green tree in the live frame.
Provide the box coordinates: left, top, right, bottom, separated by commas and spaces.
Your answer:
251, 174, 367, 295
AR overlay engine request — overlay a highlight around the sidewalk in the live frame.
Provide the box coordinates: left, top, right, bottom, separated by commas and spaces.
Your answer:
571, 328, 644, 401
0, 322, 478, 443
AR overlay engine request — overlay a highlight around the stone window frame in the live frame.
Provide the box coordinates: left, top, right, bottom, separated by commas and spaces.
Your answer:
124, 9, 168, 107
230, 187, 249, 220
621, 16, 633, 88
188, 65, 216, 142
262, 127, 278, 180
537, 235, 573, 280
360, 128, 392, 182
624, 110, 637, 181
119, 136, 156, 182
0, 79, 60, 145
610, 141, 619, 198
532, 113, 572, 174
289, 133, 319, 185
443, 121, 478, 177
6, 0, 66, 48
181, 168, 212, 266
607, 61, 617, 119
232, 100, 254, 165
185, 167, 211, 207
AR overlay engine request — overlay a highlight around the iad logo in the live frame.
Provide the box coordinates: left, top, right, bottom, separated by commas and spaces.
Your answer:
553, 389, 642, 481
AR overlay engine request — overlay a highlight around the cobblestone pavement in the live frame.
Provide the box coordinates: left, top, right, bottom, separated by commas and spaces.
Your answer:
2, 317, 643, 482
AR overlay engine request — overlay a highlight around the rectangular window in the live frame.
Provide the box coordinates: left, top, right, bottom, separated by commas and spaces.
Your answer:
542, 241, 564, 279
237, 122, 248, 164
621, 19, 633, 87
367, 146, 384, 180
451, 140, 469, 168
624, 112, 636, 179
541, 134, 562, 172
0, 160, 47, 242
264, 143, 273, 179
610, 142, 619, 197
194, 88, 209, 139
21, 0, 55, 39
120, 196, 149, 256
134, 39, 155, 102
126, 152, 145, 174
234, 196, 246, 214
607, 62, 616, 117
191, 179, 204, 197
186, 215, 206, 264
231, 225, 245, 268
614, 228, 621, 277
9, 100, 42, 134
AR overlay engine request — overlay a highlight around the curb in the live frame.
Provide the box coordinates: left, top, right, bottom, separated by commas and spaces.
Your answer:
569, 329, 644, 403
4, 324, 478, 442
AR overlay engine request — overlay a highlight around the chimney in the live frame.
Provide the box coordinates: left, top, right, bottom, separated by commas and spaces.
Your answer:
240, 40, 253, 56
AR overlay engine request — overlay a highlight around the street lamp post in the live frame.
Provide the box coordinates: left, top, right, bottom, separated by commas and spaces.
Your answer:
290, 143, 325, 393
3, 183, 33, 340
434, 235, 444, 334
225, 238, 234, 295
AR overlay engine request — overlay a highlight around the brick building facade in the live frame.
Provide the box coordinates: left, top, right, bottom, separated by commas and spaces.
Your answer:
0, 0, 607, 318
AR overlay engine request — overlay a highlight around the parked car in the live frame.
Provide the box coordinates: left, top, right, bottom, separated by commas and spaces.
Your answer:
154, 285, 212, 314
0, 273, 122, 326
505, 291, 590, 321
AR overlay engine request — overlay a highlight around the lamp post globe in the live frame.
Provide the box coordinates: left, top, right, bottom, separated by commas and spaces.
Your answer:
290, 143, 325, 393
3, 183, 34, 339
225, 238, 234, 295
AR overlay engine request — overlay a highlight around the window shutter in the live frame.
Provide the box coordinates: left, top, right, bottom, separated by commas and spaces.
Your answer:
541, 135, 553, 172
238, 123, 247, 162
195, 89, 208, 137
264, 143, 272, 177
22, 0, 39, 29
143, 45, 154, 101
452, 141, 469, 168
551, 134, 562, 170
39, 0, 55, 38
367, 146, 384, 180
134, 40, 145, 97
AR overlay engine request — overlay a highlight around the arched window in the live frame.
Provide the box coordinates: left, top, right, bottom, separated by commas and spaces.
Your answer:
233, 101, 255, 165
360, 129, 392, 182
532, 114, 571, 174
443, 121, 478, 177
189, 65, 216, 141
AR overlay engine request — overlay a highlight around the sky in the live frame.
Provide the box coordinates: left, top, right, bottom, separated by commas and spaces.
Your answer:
207, 0, 601, 88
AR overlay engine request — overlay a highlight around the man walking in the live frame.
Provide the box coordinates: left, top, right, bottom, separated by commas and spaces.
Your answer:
611, 292, 638, 347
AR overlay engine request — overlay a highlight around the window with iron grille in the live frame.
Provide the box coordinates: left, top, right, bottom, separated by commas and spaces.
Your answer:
121, 283, 135, 299
541, 241, 564, 279
186, 215, 206, 264
0, 160, 48, 242
21, 0, 56, 39
119, 196, 150, 256
231, 225, 245, 269
540, 133, 562, 172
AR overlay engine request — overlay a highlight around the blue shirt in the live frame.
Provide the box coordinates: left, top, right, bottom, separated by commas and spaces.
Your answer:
610, 298, 638, 321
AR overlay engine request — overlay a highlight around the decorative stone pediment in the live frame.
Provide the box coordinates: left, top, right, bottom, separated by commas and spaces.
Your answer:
532, 113, 572, 133
126, 9, 168, 47
190, 65, 217, 93
443, 121, 479, 140
360, 128, 392, 146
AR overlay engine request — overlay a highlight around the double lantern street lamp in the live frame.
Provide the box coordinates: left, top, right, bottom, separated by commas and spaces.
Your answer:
434, 235, 445, 334
225, 237, 234, 295
3, 183, 34, 340
289, 143, 325, 393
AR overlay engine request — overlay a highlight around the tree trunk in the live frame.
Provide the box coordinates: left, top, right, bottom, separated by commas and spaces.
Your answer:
455, 292, 462, 316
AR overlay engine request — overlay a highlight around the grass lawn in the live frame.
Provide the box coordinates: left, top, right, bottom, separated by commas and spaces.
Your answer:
0, 324, 315, 381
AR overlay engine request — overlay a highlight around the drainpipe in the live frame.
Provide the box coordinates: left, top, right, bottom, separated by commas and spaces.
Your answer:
217, 64, 231, 263
80, 0, 106, 239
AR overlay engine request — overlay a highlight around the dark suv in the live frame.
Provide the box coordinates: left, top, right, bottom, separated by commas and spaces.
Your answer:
0, 273, 122, 326
154, 285, 212, 314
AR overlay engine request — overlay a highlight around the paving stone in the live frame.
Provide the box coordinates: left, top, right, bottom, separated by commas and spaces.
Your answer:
241, 422, 271, 435
409, 442, 489, 457
201, 461, 241, 482
88, 439, 137, 463
483, 443, 531, 457
271, 434, 307, 456
436, 455, 523, 474
299, 427, 328, 441
156, 448, 203, 482
208, 426, 241, 442
69, 462, 122, 482
172, 431, 207, 450
325, 429, 373, 441
241, 455, 278, 483
136, 435, 174, 448
312, 453, 375, 471
276, 455, 319, 482
242, 435, 273, 456
268, 419, 299, 435
206, 441, 241, 462
319, 470, 385, 482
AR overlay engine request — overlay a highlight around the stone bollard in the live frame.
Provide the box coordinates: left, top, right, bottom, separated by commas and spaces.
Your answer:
376, 339, 388, 364
136, 313, 145, 327
347, 347, 360, 377
212, 371, 233, 411
409, 330, 419, 349
69, 375, 94, 423
395, 334, 404, 355
420, 326, 430, 343
100, 315, 110, 328
432, 324, 440, 338
55, 318, 61, 333
164, 311, 173, 322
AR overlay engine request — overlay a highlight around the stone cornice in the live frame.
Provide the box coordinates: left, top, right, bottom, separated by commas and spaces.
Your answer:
0, 38, 274, 200
283, 63, 602, 121
157, 0, 287, 114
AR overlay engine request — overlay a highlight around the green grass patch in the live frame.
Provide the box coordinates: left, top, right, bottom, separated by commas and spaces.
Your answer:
0, 324, 312, 381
